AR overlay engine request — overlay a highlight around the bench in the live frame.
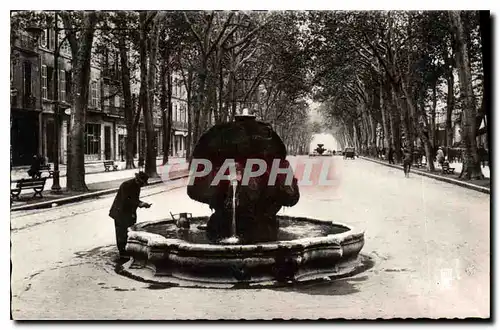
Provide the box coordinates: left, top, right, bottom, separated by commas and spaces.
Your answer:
104, 160, 119, 172
11, 177, 47, 200
441, 162, 455, 174
39, 164, 54, 178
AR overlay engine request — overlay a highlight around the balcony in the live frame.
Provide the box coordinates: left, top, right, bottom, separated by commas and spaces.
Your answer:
102, 67, 121, 81
103, 105, 124, 117
15, 34, 39, 55
22, 95, 37, 109
172, 120, 187, 131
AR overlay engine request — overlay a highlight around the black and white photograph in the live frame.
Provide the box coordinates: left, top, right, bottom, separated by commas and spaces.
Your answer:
8, 7, 492, 320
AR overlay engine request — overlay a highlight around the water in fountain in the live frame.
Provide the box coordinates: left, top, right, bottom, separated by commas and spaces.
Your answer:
220, 177, 240, 244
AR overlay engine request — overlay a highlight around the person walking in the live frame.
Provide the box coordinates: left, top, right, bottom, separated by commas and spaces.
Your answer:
436, 147, 445, 169
388, 147, 395, 164
402, 147, 412, 178
109, 172, 151, 258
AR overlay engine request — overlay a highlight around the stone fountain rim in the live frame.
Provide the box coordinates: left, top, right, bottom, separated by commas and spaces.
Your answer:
127, 215, 364, 252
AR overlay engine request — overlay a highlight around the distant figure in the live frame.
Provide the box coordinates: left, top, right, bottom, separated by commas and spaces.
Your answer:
402, 148, 412, 178
478, 145, 488, 168
436, 147, 445, 167
109, 172, 151, 258
388, 147, 395, 164
138, 155, 145, 170
27, 154, 42, 179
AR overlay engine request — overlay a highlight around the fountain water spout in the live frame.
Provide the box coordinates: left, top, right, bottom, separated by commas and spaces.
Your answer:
220, 171, 240, 244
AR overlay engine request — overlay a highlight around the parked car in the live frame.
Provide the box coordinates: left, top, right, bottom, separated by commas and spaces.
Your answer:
344, 147, 355, 160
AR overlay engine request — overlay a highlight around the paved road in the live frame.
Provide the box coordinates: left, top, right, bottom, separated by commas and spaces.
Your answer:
11, 156, 490, 319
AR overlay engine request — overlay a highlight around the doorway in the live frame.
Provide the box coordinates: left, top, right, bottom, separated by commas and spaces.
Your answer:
11, 111, 39, 166
104, 126, 111, 160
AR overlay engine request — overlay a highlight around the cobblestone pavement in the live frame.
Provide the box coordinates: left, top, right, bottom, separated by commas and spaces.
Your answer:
10, 156, 490, 319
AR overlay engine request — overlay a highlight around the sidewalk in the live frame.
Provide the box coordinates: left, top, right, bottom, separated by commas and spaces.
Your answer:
10, 157, 185, 181
10, 159, 190, 211
360, 156, 490, 194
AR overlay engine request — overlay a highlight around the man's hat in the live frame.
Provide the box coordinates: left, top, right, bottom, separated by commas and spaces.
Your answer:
135, 171, 149, 185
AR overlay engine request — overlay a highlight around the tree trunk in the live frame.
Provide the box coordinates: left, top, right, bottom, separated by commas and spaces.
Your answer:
380, 81, 391, 160
430, 80, 437, 151
185, 69, 193, 161
479, 11, 490, 162
66, 12, 98, 192
449, 11, 484, 180
192, 62, 207, 147
160, 48, 172, 165
144, 13, 160, 177
139, 12, 154, 176
445, 73, 455, 148
118, 31, 136, 169
389, 91, 402, 163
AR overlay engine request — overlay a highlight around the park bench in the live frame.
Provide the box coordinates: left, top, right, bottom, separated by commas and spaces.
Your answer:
441, 161, 455, 174
11, 177, 47, 200
104, 160, 119, 172
39, 164, 54, 178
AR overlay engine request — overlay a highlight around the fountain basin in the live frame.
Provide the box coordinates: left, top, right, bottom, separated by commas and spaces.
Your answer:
123, 216, 365, 288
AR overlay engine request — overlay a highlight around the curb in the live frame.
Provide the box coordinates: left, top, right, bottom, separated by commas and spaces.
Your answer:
10, 171, 190, 212
359, 156, 490, 195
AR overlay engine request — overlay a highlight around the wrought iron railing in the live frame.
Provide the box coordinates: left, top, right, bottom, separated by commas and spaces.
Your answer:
103, 105, 124, 117
17, 34, 38, 53
22, 95, 37, 109
172, 120, 187, 130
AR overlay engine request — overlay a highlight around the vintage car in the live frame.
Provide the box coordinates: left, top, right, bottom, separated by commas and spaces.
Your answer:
344, 147, 356, 159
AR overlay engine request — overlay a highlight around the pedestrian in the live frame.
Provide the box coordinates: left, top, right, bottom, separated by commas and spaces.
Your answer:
27, 154, 41, 178
138, 155, 145, 171
436, 147, 445, 168
109, 172, 152, 258
402, 148, 412, 178
388, 147, 395, 164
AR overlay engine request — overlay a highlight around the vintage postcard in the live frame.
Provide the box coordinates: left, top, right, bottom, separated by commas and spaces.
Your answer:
9, 8, 491, 320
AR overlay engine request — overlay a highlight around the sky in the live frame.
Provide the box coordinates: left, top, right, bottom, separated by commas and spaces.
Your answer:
309, 133, 340, 152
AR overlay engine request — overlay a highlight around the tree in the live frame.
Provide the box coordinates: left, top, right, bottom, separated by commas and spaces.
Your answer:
61, 11, 99, 191
449, 11, 484, 180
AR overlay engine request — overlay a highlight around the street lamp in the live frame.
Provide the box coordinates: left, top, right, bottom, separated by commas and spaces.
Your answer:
49, 11, 71, 194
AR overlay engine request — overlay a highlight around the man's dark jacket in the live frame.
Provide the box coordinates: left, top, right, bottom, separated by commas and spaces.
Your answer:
109, 178, 141, 221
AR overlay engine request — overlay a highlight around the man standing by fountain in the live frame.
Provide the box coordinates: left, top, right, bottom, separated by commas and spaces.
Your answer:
109, 172, 152, 258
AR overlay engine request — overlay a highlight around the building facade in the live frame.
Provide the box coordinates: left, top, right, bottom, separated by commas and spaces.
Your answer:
10, 25, 189, 167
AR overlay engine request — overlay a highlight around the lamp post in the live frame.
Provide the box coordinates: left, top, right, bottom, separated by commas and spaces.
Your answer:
50, 11, 62, 194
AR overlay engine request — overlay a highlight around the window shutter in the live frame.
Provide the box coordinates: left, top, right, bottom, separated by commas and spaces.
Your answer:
66, 70, 72, 100
47, 66, 53, 100
49, 29, 55, 50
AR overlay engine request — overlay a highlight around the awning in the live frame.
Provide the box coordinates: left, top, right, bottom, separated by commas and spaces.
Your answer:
174, 131, 188, 136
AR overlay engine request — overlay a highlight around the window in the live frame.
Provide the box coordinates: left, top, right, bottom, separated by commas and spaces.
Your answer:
49, 29, 55, 50
60, 39, 70, 56
40, 29, 47, 48
59, 70, 66, 102
41, 65, 48, 99
114, 94, 120, 108
85, 124, 101, 155
173, 104, 177, 121
66, 70, 72, 101
23, 61, 32, 99
47, 66, 53, 99
90, 80, 99, 108
103, 85, 109, 106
